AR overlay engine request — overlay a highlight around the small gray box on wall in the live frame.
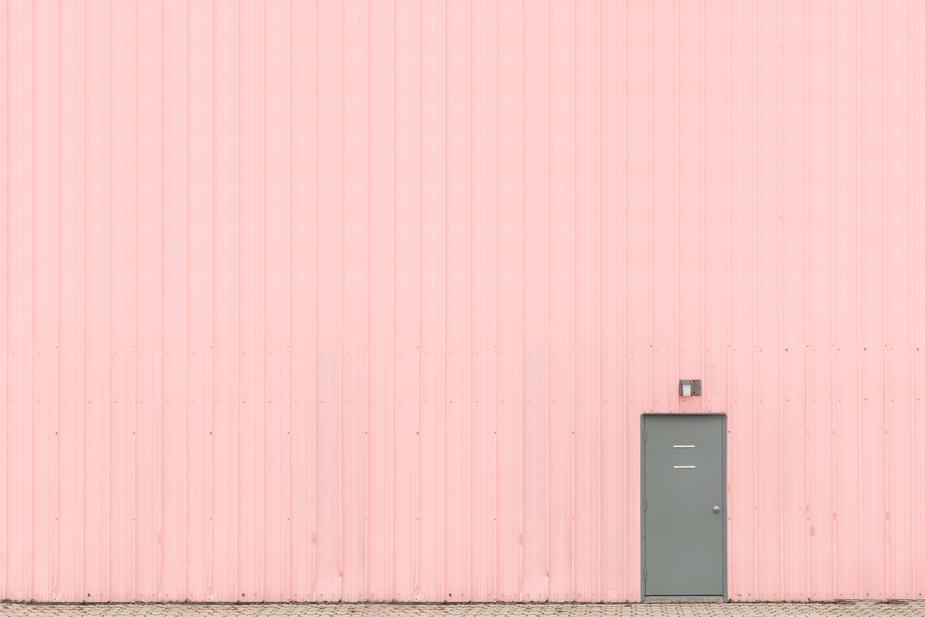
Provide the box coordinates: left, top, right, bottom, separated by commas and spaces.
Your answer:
679, 379, 702, 397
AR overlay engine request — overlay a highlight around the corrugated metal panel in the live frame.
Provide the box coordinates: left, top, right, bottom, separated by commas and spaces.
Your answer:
0, 0, 923, 602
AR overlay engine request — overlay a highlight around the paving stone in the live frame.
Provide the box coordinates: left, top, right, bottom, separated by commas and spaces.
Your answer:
1, 603, 923, 617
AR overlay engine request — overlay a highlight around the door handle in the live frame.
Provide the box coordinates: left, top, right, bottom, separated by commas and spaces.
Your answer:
712, 505, 721, 513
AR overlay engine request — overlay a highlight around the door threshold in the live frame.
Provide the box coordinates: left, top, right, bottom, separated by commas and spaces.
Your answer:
644, 596, 725, 603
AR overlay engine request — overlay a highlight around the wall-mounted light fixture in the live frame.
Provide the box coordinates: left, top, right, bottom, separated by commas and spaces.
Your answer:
679, 379, 701, 397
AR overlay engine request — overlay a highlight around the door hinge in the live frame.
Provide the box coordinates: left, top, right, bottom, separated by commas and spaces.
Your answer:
644, 568, 647, 581
644, 499, 647, 511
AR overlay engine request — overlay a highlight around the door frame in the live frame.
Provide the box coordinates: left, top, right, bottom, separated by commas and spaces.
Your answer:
640, 412, 727, 602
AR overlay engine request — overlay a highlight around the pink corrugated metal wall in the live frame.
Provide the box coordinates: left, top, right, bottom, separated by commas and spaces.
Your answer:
0, 0, 923, 603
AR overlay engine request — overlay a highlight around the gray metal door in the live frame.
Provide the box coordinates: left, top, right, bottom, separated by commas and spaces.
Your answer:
642, 414, 726, 599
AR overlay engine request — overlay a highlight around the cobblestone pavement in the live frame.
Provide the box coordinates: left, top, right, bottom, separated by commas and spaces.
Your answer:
1, 604, 922, 617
